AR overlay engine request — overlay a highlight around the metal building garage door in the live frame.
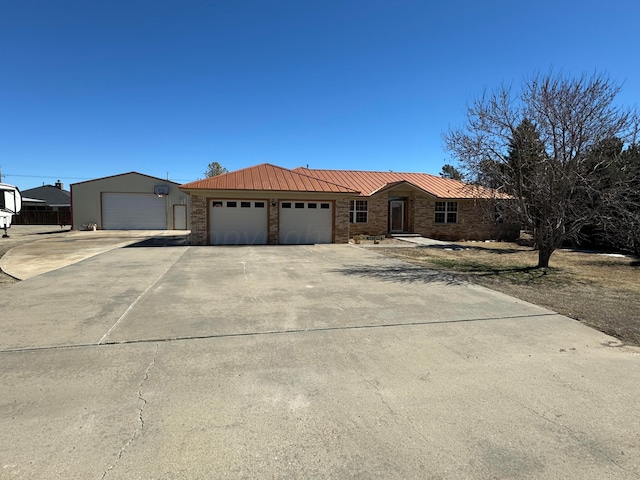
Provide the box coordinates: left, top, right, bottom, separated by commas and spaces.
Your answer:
279, 201, 333, 244
102, 193, 167, 230
210, 200, 268, 245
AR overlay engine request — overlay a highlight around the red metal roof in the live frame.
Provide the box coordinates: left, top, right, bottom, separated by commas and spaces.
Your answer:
180, 163, 359, 193
180, 163, 504, 199
294, 168, 498, 199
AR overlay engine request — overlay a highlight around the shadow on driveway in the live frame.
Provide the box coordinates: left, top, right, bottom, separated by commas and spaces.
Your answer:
125, 235, 190, 247
333, 263, 463, 285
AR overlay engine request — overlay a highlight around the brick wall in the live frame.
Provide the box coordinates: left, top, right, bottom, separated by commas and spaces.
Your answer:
414, 197, 518, 241
348, 193, 518, 242
349, 194, 388, 237
406, 192, 416, 233
189, 195, 208, 245
268, 200, 279, 244
334, 198, 350, 243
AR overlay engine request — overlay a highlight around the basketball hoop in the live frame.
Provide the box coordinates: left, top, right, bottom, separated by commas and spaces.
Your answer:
154, 185, 170, 198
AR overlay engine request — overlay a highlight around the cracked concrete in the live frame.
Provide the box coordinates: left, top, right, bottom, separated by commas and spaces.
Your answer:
1, 243, 639, 479
495, 387, 640, 478
101, 344, 159, 479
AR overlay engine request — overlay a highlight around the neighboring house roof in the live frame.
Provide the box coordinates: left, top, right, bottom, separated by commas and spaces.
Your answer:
294, 167, 502, 199
70, 171, 181, 186
180, 163, 359, 194
21, 185, 71, 207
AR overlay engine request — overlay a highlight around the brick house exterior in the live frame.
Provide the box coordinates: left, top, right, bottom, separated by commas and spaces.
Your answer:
348, 189, 517, 242
180, 164, 517, 245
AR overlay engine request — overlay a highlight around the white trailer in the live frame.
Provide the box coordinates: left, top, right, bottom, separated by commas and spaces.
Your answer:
0, 183, 22, 237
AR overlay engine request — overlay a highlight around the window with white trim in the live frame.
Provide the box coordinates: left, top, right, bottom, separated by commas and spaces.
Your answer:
435, 201, 458, 223
349, 200, 368, 223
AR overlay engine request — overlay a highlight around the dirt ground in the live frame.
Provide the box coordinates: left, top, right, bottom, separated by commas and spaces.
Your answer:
367, 239, 640, 347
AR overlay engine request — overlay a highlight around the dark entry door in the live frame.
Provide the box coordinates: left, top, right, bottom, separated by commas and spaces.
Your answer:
389, 200, 404, 232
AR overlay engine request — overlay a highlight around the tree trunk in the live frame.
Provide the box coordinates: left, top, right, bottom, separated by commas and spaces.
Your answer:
537, 244, 554, 268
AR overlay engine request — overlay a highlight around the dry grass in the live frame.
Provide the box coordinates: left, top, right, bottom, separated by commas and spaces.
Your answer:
371, 241, 640, 346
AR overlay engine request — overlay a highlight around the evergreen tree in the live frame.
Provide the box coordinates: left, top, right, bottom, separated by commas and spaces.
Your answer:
596, 144, 640, 255
440, 164, 464, 180
204, 162, 228, 177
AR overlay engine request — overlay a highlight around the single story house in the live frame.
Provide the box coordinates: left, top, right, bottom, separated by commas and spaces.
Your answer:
180, 163, 517, 245
22, 181, 71, 211
14, 181, 71, 225
71, 172, 190, 230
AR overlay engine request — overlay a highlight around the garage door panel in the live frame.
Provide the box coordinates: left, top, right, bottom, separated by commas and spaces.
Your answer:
210, 200, 267, 245
102, 193, 167, 230
280, 201, 332, 245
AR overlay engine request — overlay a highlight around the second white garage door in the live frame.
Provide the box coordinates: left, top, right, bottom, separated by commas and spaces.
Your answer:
279, 201, 333, 244
102, 193, 167, 230
210, 200, 268, 245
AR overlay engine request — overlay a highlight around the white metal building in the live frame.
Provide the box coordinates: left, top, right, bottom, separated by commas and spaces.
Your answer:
71, 172, 189, 231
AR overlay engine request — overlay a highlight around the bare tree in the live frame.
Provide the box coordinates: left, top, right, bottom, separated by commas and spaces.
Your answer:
204, 162, 228, 177
444, 72, 639, 267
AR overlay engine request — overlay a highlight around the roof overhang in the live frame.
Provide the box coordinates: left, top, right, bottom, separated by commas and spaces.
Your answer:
22, 197, 47, 204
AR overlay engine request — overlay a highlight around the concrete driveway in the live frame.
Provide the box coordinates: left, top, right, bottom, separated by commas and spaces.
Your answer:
1, 241, 639, 479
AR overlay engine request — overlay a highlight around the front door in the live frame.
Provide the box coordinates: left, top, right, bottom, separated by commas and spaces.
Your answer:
389, 200, 404, 232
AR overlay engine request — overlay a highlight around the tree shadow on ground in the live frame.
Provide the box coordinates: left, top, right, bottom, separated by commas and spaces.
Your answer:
473, 265, 542, 275
416, 244, 525, 255
470, 266, 551, 279
381, 249, 565, 286
332, 264, 464, 285
451, 265, 578, 288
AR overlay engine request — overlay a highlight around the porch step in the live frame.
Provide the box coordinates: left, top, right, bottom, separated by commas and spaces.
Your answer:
390, 233, 421, 238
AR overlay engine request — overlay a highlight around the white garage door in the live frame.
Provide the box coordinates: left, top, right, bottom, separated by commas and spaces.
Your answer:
279, 201, 333, 244
210, 200, 268, 245
102, 193, 167, 230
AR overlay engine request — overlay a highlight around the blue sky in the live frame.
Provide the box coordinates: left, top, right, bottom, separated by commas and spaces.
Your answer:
1, 0, 639, 191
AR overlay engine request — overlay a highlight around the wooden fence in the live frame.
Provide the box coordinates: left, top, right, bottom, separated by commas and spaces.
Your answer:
13, 210, 72, 226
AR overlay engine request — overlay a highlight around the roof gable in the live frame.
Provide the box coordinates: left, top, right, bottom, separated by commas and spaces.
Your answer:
180, 163, 359, 194
70, 172, 181, 186
21, 185, 71, 205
